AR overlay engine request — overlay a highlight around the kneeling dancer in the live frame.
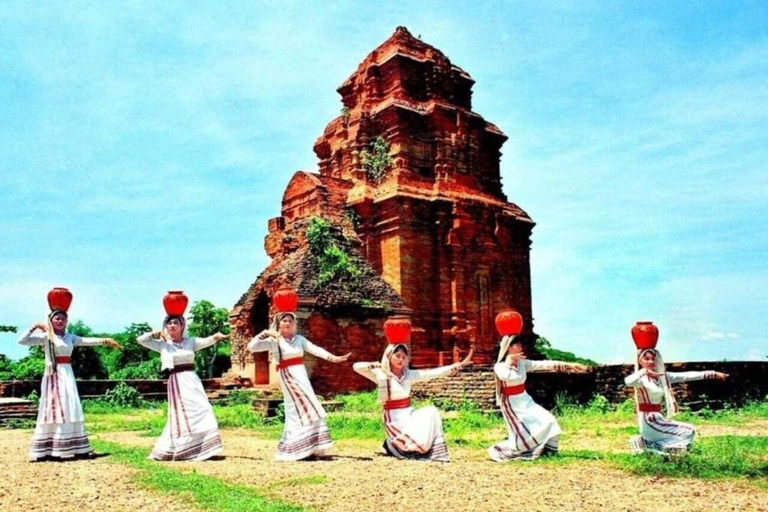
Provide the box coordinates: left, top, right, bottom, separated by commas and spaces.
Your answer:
248, 287, 350, 461
353, 316, 473, 462
488, 310, 587, 462
137, 291, 227, 461
625, 321, 727, 455
18, 287, 121, 461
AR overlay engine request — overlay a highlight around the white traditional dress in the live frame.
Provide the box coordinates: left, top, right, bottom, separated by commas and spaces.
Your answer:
488, 359, 562, 462
137, 333, 223, 461
624, 368, 715, 454
18, 326, 110, 460
247, 334, 334, 461
353, 361, 461, 462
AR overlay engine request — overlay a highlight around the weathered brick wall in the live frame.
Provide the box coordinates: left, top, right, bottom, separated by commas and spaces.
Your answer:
410, 362, 768, 410
300, 314, 390, 397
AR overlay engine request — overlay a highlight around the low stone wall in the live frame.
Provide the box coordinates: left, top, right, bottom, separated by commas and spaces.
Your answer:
411, 361, 768, 410
0, 379, 222, 400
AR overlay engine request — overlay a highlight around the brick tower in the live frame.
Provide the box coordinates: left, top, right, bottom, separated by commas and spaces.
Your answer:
313, 26, 535, 363
230, 26, 535, 390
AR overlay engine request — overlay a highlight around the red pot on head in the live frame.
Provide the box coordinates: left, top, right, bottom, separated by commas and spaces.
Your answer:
163, 291, 189, 316
383, 316, 411, 344
273, 286, 298, 313
47, 287, 73, 313
631, 321, 659, 350
495, 309, 523, 336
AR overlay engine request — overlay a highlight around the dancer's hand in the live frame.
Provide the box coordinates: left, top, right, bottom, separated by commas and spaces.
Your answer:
459, 347, 474, 369
32, 322, 48, 332
213, 332, 229, 342
713, 372, 729, 381
330, 352, 351, 363
570, 363, 589, 374
104, 338, 123, 350
646, 370, 664, 379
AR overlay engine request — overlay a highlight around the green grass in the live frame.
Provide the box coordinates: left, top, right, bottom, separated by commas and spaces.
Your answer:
83, 393, 768, 485
92, 439, 308, 512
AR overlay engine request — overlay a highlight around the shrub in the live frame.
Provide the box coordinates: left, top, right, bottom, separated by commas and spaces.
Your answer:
101, 382, 147, 408
358, 136, 393, 184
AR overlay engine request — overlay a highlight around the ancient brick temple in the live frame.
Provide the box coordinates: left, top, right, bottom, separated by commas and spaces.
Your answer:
229, 27, 535, 394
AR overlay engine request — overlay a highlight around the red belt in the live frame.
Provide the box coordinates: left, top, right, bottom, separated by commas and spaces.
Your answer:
383, 398, 411, 410
55, 356, 71, 365
638, 403, 661, 413
277, 357, 303, 370
170, 364, 196, 375
501, 384, 526, 396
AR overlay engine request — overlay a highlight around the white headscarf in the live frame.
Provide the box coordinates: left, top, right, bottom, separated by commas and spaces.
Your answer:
635, 348, 679, 416
494, 335, 516, 407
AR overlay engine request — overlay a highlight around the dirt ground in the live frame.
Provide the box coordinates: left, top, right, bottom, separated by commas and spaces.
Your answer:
0, 430, 197, 512
2, 427, 767, 512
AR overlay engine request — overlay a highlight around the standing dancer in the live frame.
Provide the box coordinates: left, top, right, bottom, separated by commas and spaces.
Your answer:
18, 287, 121, 461
137, 291, 227, 461
247, 286, 350, 461
625, 321, 728, 455
488, 310, 588, 462
353, 316, 473, 462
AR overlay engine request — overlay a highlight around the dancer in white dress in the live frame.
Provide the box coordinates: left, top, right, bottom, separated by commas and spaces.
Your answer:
353, 317, 473, 462
625, 345, 727, 455
488, 333, 587, 462
18, 287, 121, 461
248, 289, 350, 461
137, 292, 227, 461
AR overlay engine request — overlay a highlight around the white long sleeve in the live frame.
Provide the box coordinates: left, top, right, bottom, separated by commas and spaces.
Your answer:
409, 364, 460, 384
494, 362, 523, 381
72, 335, 108, 347
18, 326, 46, 346
193, 336, 218, 352
624, 368, 647, 388
667, 371, 713, 384
353, 362, 383, 383
137, 332, 165, 352
302, 338, 336, 361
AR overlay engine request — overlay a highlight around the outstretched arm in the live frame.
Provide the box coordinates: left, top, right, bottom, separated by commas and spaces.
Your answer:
303, 337, 351, 363
667, 370, 728, 384
527, 360, 589, 373
73, 335, 122, 349
194, 332, 228, 352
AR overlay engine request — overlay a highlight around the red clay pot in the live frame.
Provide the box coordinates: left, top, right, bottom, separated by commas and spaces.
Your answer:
631, 321, 659, 350
47, 287, 73, 312
384, 316, 411, 344
163, 290, 188, 316
273, 286, 298, 313
495, 309, 523, 336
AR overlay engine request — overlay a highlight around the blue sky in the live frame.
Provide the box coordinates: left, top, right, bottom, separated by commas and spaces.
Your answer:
1, 2, 766, 363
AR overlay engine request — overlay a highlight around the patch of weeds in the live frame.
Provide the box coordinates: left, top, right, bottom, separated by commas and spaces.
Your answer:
92, 440, 307, 512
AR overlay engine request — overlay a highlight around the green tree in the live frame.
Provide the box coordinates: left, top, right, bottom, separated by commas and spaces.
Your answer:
66, 319, 109, 379
0, 353, 14, 380
12, 346, 45, 379
188, 300, 231, 379
535, 336, 597, 366
105, 322, 161, 379
0, 325, 18, 333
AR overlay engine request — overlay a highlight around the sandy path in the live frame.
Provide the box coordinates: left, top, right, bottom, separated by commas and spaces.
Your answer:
101, 430, 768, 512
0, 430, 199, 512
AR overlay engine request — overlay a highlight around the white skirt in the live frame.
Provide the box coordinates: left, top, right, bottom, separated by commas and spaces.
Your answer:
631, 412, 696, 454
383, 405, 450, 462
489, 392, 561, 462
150, 370, 223, 461
29, 365, 92, 460
275, 364, 332, 461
